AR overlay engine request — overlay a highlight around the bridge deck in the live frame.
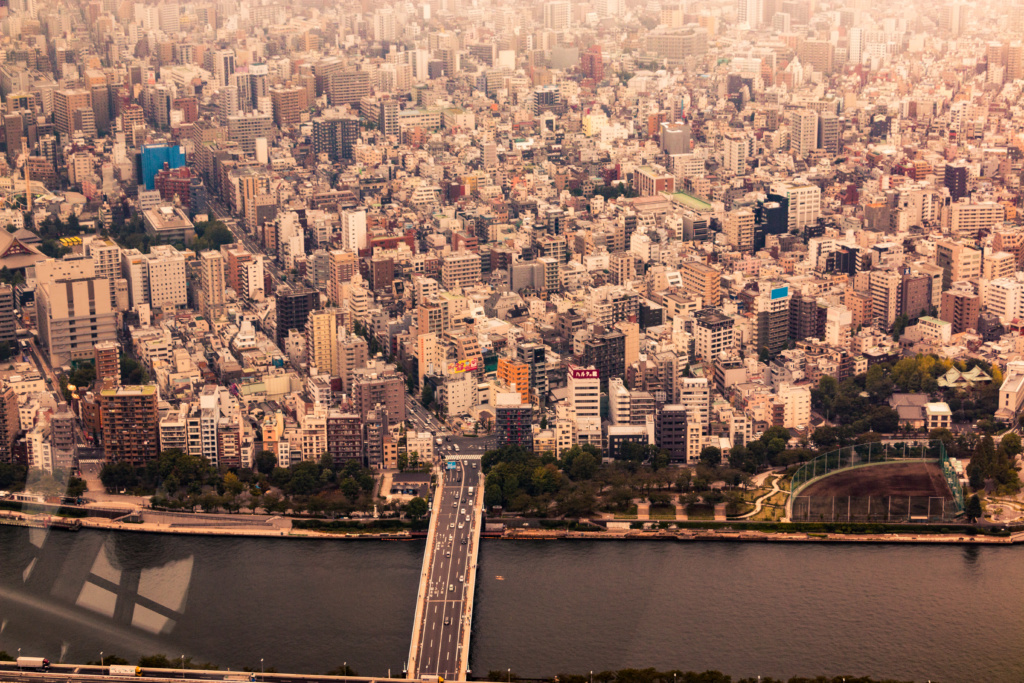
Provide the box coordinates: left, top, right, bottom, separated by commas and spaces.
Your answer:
407, 458, 482, 681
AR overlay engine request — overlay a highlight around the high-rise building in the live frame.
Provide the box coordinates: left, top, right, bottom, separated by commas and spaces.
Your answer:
94, 340, 121, 389
935, 240, 982, 290
329, 70, 370, 106
275, 284, 319, 347
940, 287, 981, 333
378, 99, 400, 137
722, 132, 748, 175
736, 0, 763, 26
227, 112, 273, 155
581, 46, 604, 81
681, 261, 722, 308
579, 330, 625, 391
0, 284, 15, 345
944, 161, 968, 201
660, 120, 691, 155
341, 210, 367, 252
36, 277, 118, 366
100, 385, 160, 465
568, 365, 601, 446
946, 201, 1004, 238
790, 109, 818, 158
305, 309, 339, 376
869, 269, 902, 331
213, 49, 235, 87
441, 251, 482, 291
352, 365, 406, 422
269, 86, 303, 128
693, 308, 735, 363
798, 40, 835, 74
769, 181, 821, 230
817, 112, 840, 155
53, 89, 93, 139
656, 404, 695, 463
0, 384, 19, 464
496, 393, 533, 449
497, 357, 530, 404
676, 377, 711, 427
199, 250, 225, 319
543, 1, 570, 29
724, 208, 755, 252
517, 342, 549, 400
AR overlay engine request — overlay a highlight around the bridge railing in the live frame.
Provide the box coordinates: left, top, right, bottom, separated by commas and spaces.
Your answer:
789, 439, 958, 510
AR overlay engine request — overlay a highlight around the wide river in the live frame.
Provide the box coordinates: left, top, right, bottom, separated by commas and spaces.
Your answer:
1, 527, 1022, 682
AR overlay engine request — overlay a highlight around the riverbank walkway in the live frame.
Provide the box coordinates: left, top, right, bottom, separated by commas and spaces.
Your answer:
407, 457, 483, 681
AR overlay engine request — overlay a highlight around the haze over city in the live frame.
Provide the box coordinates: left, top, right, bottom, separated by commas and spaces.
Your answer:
0, 0, 1022, 681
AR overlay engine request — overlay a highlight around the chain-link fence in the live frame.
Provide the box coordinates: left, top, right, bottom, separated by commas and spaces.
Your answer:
790, 440, 945, 496
787, 440, 965, 521
790, 495, 959, 523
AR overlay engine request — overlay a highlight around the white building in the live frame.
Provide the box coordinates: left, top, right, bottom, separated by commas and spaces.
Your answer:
568, 365, 601, 445
676, 377, 710, 426
777, 382, 811, 429
146, 245, 187, 308
341, 209, 367, 252
770, 181, 821, 230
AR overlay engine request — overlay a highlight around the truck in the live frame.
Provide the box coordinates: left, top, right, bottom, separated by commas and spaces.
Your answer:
108, 665, 141, 677
108, 666, 141, 677
17, 657, 50, 670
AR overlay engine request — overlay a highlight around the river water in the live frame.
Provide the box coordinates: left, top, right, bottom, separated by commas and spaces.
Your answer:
1, 528, 1022, 683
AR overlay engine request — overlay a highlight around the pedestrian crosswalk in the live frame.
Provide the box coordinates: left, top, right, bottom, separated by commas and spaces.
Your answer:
444, 453, 483, 461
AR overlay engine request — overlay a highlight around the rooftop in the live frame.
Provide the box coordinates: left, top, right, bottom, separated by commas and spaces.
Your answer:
667, 190, 713, 212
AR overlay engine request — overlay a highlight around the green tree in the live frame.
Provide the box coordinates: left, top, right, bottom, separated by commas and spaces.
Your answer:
100, 460, 139, 491
698, 446, 721, 467
405, 496, 429, 520
254, 451, 277, 476
890, 313, 909, 341
120, 354, 151, 385
812, 426, 839, 450
999, 432, 1022, 458
965, 493, 983, 522
66, 476, 88, 498
223, 472, 244, 496
568, 451, 598, 480
421, 383, 434, 408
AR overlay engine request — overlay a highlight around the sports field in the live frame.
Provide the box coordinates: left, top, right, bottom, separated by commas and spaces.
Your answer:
791, 461, 955, 522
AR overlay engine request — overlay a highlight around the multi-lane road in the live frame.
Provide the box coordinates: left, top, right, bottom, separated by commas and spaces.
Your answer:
414, 458, 480, 680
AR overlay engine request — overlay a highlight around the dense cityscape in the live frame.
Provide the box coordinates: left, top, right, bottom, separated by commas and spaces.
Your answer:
0, 0, 1023, 679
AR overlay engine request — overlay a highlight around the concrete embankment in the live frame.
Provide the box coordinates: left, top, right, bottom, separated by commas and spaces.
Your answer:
5, 508, 1022, 545
501, 527, 1024, 544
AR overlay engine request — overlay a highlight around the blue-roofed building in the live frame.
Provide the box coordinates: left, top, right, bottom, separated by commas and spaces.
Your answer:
140, 145, 186, 190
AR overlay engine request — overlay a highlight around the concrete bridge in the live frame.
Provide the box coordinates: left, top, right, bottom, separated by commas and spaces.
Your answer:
406, 457, 483, 681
